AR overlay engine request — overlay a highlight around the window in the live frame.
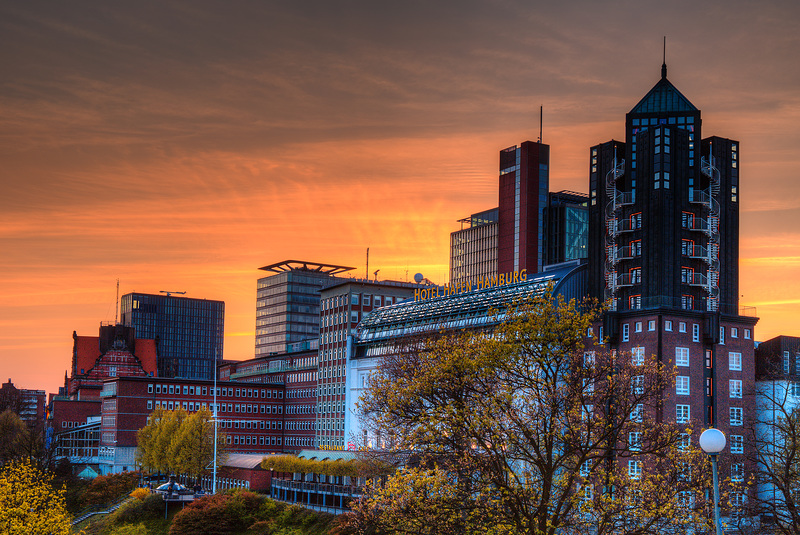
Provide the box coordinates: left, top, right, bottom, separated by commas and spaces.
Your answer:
628, 460, 642, 480
189, 386, 194, 395
629, 431, 642, 451
580, 460, 591, 477
677, 491, 695, 508
730, 435, 744, 454
692, 324, 700, 342
583, 351, 596, 366
631, 404, 643, 423
731, 327, 738, 338
676, 404, 690, 423
719, 327, 725, 345
784, 351, 791, 375
677, 463, 691, 482
630, 295, 642, 309
632, 376, 644, 395
730, 407, 743, 426
678, 433, 691, 451
169, 385, 174, 394
622, 324, 630, 342
730, 380, 743, 398
183, 386, 188, 395
147, 400, 153, 410
676, 376, 690, 395
676, 347, 690, 367
665, 320, 673, 331
648, 320, 656, 331
635, 322, 642, 333
744, 329, 751, 340
631, 346, 645, 366
731, 463, 744, 483
679, 322, 687, 333
351, 294, 359, 305
147, 384, 153, 394
729, 352, 742, 371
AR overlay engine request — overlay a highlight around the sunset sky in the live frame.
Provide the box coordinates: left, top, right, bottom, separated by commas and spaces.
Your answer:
2, 1, 799, 395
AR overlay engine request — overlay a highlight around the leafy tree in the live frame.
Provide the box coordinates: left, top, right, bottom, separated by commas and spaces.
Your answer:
80, 471, 139, 507
137, 407, 225, 481
0, 459, 76, 535
351, 291, 712, 535
170, 407, 226, 482
0, 409, 30, 465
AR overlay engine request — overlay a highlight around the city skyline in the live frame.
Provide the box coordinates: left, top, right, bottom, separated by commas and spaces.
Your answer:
2, 1, 800, 395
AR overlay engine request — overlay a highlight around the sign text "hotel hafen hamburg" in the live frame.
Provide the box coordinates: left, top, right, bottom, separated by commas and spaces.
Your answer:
414, 270, 528, 302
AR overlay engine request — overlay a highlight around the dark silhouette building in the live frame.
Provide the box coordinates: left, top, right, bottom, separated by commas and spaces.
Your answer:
587, 63, 758, 502
120, 293, 224, 379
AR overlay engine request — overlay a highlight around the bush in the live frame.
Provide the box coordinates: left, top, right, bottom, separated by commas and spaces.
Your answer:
129, 487, 150, 501
81, 472, 140, 507
111, 493, 165, 525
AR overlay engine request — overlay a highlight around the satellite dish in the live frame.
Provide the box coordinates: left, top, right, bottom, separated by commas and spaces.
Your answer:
414, 273, 424, 284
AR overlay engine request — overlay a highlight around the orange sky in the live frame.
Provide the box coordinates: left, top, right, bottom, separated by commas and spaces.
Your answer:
2, 1, 800, 395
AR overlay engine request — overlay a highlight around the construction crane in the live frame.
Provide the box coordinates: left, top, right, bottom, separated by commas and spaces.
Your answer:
159, 290, 187, 297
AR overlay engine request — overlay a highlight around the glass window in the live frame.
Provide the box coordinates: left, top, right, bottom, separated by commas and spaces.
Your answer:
679, 322, 687, 333
622, 324, 630, 342
665, 320, 672, 332
729, 352, 742, 371
628, 460, 642, 480
730, 435, 744, 454
635, 322, 642, 333
730, 407, 743, 426
744, 329, 751, 340
631, 404, 643, 423
692, 324, 700, 342
730, 380, 743, 398
629, 431, 642, 451
676, 376, 690, 395
632, 347, 645, 366
676, 404, 690, 423
648, 320, 656, 331
676, 348, 690, 367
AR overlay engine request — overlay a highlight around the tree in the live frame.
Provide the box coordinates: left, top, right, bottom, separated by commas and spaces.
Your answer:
0, 409, 30, 465
351, 291, 713, 535
0, 459, 76, 535
136, 407, 225, 480
170, 407, 226, 482
745, 378, 800, 534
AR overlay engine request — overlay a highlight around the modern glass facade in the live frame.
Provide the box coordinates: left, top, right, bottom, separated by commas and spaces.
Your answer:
449, 208, 498, 286
120, 293, 224, 380
255, 261, 354, 357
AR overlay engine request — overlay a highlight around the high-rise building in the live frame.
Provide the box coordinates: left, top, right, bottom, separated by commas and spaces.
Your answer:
0, 379, 45, 428
255, 261, 354, 357
120, 293, 224, 379
449, 208, 498, 286
318, 279, 418, 449
543, 191, 588, 265
587, 62, 757, 504
498, 141, 550, 275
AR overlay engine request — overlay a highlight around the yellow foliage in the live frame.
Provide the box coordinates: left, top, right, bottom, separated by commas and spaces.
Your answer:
0, 460, 77, 535
129, 487, 150, 501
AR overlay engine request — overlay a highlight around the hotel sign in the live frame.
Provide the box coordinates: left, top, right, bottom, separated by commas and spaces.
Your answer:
414, 270, 528, 302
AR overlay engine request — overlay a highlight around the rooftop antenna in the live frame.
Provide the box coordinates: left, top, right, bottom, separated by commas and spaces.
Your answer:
661, 36, 667, 79
365, 248, 369, 280
538, 105, 543, 143
373, 269, 380, 282
115, 279, 119, 324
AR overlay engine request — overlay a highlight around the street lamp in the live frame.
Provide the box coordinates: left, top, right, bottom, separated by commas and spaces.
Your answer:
699, 428, 726, 535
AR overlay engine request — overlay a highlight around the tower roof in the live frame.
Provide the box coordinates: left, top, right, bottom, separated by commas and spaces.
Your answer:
629, 66, 697, 115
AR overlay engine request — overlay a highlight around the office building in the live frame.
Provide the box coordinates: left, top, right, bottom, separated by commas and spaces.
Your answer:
255, 261, 353, 357
543, 191, 588, 265
449, 208, 498, 286
120, 292, 224, 379
0, 379, 45, 428
319, 279, 418, 449
586, 61, 757, 509
498, 140, 549, 275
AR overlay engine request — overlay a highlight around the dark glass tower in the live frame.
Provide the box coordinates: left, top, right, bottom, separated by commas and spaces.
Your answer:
120, 293, 224, 379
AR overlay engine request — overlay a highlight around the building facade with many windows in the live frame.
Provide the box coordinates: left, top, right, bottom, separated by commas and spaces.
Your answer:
121, 293, 224, 380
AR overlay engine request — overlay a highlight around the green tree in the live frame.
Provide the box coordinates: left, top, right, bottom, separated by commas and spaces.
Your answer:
351, 291, 712, 535
137, 407, 225, 480
0, 459, 76, 535
0, 409, 30, 465
170, 407, 226, 482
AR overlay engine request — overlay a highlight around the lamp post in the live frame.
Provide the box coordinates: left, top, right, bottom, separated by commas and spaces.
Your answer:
699, 428, 726, 535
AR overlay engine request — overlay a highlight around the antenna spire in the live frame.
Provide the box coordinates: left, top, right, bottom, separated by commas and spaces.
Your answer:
538, 105, 543, 143
661, 36, 667, 79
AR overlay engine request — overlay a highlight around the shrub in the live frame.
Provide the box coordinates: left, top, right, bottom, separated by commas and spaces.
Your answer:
111, 493, 164, 525
80, 472, 139, 507
129, 487, 150, 501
